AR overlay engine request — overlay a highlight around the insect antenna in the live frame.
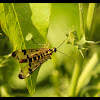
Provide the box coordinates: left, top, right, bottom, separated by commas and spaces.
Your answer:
56, 37, 68, 49
56, 37, 80, 68
57, 50, 80, 68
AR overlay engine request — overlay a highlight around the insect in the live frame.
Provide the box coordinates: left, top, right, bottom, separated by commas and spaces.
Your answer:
12, 37, 78, 79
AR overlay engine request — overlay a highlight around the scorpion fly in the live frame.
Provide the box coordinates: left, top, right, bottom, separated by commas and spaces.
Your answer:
12, 37, 78, 79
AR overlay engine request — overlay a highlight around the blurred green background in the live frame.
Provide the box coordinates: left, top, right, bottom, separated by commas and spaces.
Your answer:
0, 3, 100, 97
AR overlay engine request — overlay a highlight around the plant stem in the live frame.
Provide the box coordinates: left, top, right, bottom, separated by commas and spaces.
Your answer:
68, 3, 85, 97
75, 52, 98, 96
78, 3, 85, 39
68, 63, 80, 96
86, 3, 96, 40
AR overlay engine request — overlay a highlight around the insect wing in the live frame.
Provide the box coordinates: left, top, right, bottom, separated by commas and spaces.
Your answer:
18, 53, 51, 79
12, 49, 40, 61
18, 62, 41, 79
12, 48, 48, 60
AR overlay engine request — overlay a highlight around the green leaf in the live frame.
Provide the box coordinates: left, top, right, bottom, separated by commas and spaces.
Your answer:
29, 3, 51, 38
0, 3, 51, 95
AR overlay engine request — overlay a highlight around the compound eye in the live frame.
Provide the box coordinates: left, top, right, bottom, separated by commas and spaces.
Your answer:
54, 47, 57, 52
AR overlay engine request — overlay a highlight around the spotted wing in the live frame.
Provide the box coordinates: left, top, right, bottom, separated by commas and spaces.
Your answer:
12, 49, 40, 60
12, 47, 53, 79
12, 48, 48, 63
18, 54, 51, 79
